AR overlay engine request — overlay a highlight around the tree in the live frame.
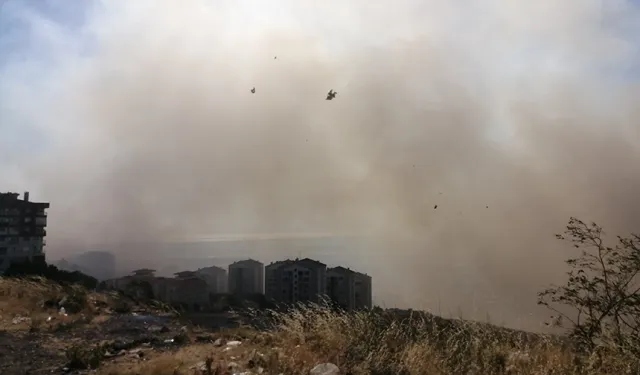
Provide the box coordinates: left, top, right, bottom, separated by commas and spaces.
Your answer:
538, 217, 640, 352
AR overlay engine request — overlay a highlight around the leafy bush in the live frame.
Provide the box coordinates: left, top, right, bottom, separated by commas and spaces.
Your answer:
539, 217, 640, 354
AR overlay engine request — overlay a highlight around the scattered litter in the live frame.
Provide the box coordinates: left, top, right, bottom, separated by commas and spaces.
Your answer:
310, 363, 340, 375
12, 316, 30, 325
163, 339, 175, 344
190, 361, 206, 371
46, 316, 53, 322
226, 340, 242, 347
59, 307, 67, 316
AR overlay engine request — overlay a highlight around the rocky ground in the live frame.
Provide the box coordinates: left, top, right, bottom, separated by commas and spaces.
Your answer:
0, 300, 190, 374
2, 277, 637, 375
0, 278, 340, 375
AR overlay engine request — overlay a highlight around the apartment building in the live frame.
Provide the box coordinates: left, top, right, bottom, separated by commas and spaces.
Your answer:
327, 267, 357, 310
195, 265, 228, 293
265, 258, 327, 304
172, 271, 210, 309
228, 259, 264, 295
104, 269, 209, 309
354, 271, 373, 309
327, 266, 373, 310
103, 268, 156, 289
0, 192, 49, 272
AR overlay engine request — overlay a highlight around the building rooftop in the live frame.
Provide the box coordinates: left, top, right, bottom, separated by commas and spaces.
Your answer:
328, 266, 370, 277
230, 259, 264, 267
297, 258, 326, 267
328, 266, 357, 274
174, 271, 198, 278
131, 268, 156, 275
0, 191, 49, 208
196, 265, 227, 273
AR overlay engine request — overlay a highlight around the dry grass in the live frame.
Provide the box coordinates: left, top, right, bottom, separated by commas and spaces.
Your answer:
0, 276, 149, 332
99, 303, 640, 375
3, 278, 637, 374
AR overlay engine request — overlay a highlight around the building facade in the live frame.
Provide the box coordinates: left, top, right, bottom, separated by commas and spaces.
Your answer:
266, 258, 327, 304
327, 266, 357, 310
0, 192, 49, 272
228, 259, 264, 295
354, 271, 373, 309
172, 271, 210, 309
195, 265, 228, 294
327, 266, 373, 310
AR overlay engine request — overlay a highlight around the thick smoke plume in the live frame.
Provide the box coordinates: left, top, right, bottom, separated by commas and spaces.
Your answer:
2, 0, 640, 329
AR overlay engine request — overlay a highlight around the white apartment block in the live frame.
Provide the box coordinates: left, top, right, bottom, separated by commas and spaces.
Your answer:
228, 259, 264, 295
327, 266, 372, 310
266, 258, 327, 304
195, 265, 228, 294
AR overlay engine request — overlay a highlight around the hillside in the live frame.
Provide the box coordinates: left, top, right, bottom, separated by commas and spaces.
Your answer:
0, 277, 637, 375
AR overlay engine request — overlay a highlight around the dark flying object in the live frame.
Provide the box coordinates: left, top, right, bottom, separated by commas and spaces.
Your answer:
251, 87, 255, 94
326, 89, 337, 100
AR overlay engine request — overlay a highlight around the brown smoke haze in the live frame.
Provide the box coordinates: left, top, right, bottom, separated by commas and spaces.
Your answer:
2, 0, 640, 330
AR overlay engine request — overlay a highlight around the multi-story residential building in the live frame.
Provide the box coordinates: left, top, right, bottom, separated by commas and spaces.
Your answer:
0, 192, 49, 272
102, 268, 155, 289
172, 271, 210, 309
327, 266, 357, 310
327, 266, 373, 310
266, 258, 327, 304
354, 271, 373, 309
265, 260, 294, 302
195, 265, 228, 294
228, 259, 264, 295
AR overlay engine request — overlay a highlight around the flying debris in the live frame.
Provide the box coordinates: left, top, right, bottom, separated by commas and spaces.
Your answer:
326, 89, 337, 100
274, 56, 277, 59
251, 87, 255, 94
486, 205, 489, 208
434, 205, 438, 210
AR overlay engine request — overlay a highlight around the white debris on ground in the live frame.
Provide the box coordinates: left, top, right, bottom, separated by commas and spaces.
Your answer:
188, 338, 339, 375
310, 362, 340, 375
11, 316, 30, 325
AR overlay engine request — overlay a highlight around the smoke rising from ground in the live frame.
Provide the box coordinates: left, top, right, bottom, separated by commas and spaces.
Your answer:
2, 0, 640, 329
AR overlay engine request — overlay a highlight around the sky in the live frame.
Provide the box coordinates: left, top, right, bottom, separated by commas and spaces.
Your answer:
2, 0, 640, 330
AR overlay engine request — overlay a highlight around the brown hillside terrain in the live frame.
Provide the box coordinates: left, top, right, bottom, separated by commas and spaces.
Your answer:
0, 277, 638, 375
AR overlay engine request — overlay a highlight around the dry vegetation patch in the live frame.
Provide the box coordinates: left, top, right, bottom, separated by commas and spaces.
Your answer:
99, 304, 640, 375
